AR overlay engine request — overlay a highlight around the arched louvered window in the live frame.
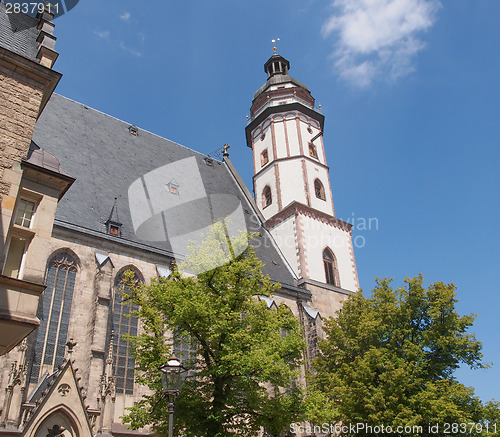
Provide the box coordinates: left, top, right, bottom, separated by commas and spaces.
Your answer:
314, 179, 326, 200
262, 186, 272, 208
30, 253, 78, 383
112, 270, 141, 395
323, 248, 340, 287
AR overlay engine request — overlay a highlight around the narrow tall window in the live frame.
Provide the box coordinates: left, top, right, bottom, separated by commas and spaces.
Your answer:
314, 179, 326, 200
262, 186, 272, 208
173, 330, 197, 376
112, 271, 140, 395
323, 248, 339, 287
30, 254, 77, 383
261, 149, 269, 166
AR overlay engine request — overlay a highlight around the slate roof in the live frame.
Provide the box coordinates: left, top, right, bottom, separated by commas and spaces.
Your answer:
0, 2, 38, 61
32, 94, 298, 287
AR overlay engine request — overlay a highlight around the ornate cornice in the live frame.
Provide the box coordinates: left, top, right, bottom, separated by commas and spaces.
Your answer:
264, 201, 352, 233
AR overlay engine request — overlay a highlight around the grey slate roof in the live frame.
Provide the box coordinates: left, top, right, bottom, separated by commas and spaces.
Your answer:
0, 3, 38, 61
32, 94, 297, 287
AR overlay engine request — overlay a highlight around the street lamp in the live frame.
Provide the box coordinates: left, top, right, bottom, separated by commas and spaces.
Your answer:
159, 357, 186, 437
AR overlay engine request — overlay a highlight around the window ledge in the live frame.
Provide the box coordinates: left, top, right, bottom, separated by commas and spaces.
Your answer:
11, 224, 36, 239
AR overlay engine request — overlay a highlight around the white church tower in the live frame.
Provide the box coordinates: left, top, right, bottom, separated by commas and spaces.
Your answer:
246, 50, 359, 294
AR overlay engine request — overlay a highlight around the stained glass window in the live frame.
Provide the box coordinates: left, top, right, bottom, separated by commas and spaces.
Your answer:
112, 271, 141, 395
30, 254, 77, 383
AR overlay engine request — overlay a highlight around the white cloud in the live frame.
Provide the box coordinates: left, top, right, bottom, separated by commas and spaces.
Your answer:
119, 41, 142, 57
94, 30, 110, 40
120, 11, 131, 21
323, 0, 440, 87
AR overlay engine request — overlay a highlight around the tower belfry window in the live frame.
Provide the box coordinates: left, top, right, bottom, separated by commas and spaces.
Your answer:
323, 248, 339, 287
314, 179, 326, 201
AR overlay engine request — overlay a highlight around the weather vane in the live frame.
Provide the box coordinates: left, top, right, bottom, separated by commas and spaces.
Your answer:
272, 38, 280, 54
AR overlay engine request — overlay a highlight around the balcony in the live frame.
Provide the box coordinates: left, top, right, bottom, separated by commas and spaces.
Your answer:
0, 274, 44, 355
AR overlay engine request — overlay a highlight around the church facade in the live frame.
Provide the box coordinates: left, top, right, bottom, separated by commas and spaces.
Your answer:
0, 5, 358, 437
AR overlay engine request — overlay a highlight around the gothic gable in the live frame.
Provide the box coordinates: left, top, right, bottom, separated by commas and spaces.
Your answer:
21, 361, 94, 437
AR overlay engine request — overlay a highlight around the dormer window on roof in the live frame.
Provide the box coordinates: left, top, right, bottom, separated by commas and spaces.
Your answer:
167, 179, 179, 195
106, 198, 122, 236
129, 125, 138, 136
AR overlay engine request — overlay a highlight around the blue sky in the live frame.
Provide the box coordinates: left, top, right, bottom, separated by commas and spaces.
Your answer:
49, 0, 499, 402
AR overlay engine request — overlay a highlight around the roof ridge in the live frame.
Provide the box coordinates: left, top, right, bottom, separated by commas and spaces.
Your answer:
52, 93, 214, 159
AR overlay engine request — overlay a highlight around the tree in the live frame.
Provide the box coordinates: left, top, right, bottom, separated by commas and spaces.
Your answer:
123, 223, 306, 437
306, 275, 499, 436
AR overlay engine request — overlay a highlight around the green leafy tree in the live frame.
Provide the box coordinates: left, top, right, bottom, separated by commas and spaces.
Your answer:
306, 275, 499, 436
123, 223, 306, 437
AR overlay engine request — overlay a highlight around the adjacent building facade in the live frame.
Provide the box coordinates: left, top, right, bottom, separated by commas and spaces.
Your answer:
0, 6, 358, 437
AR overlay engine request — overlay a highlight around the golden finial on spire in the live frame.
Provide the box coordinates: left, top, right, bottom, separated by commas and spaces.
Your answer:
272, 38, 280, 54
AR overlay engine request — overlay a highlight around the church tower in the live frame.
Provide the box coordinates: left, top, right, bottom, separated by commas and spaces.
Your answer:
246, 51, 359, 294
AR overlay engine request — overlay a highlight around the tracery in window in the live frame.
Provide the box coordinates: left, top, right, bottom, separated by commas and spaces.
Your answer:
30, 253, 77, 383
314, 179, 326, 201
262, 186, 272, 208
112, 270, 141, 395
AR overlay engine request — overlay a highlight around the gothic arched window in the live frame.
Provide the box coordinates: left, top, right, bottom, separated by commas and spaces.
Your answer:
30, 253, 78, 383
173, 330, 197, 376
262, 186, 272, 208
323, 248, 339, 287
112, 270, 141, 395
314, 179, 326, 201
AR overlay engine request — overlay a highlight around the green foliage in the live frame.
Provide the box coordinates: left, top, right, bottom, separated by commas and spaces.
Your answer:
122, 223, 306, 437
307, 275, 499, 436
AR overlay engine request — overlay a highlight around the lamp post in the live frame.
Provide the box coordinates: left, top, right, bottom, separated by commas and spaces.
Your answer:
159, 357, 186, 437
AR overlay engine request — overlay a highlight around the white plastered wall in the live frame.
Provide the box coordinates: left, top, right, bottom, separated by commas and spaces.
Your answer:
305, 160, 334, 215
276, 159, 308, 209
269, 215, 299, 275
253, 165, 278, 220
298, 214, 357, 292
